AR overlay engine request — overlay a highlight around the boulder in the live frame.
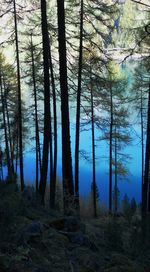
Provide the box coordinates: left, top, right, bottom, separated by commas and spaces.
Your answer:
49, 216, 85, 233
17, 221, 43, 246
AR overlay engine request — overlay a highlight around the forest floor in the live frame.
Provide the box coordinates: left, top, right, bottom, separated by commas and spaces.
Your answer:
0, 183, 150, 272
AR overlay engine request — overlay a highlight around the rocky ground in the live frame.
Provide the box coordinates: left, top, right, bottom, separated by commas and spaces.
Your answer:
0, 183, 150, 272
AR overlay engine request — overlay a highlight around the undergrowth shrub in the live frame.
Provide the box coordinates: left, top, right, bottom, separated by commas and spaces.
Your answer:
104, 217, 123, 250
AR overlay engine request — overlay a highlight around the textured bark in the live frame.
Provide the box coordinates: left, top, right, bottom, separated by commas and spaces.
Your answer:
74, 0, 83, 214
13, 0, 24, 190
57, 0, 74, 214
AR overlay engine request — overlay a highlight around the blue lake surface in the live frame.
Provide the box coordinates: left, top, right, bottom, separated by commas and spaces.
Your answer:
23, 120, 142, 205
14, 60, 144, 205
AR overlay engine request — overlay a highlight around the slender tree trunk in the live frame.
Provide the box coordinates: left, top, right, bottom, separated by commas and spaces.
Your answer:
109, 86, 113, 213
13, 0, 24, 191
147, 82, 150, 213
114, 125, 118, 213
39, 0, 52, 204
0, 150, 3, 181
74, 0, 83, 214
3, 85, 15, 179
57, 0, 74, 214
0, 160, 3, 181
15, 136, 19, 174
140, 89, 144, 207
48, 39, 57, 209
0, 75, 12, 180
142, 82, 150, 217
30, 34, 42, 192
90, 65, 97, 218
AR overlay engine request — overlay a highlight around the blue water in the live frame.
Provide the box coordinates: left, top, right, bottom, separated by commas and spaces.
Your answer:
23, 119, 142, 205
6, 60, 143, 205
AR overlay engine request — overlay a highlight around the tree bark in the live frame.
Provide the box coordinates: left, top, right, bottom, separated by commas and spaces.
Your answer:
0, 75, 12, 180
30, 34, 42, 192
74, 0, 83, 214
48, 39, 57, 209
114, 125, 118, 213
142, 82, 150, 216
109, 86, 113, 213
13, 0, 24, 190
3, 83, 15, 179
90, 65, 97, 218
39, 0, 52, 204
140, 88, 144, 209
57, 0, 74, 214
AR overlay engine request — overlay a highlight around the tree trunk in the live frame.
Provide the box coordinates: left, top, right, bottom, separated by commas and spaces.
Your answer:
147, 82, 150, 213
114, 125, 118, 213
109, 86, 113, 213
3, 84, 15, 180
39, 0, 52, 204
142, 82, 150, 216
90, 65, 97, 218
74, 0, 83, 214
30, 34, 42, 192
0, 150, 3, 181
13, 0, 24, 191
57, 0, 74, 214
0, 75, 12, 180
140, 88, 144, 209
48, 39, 57, 209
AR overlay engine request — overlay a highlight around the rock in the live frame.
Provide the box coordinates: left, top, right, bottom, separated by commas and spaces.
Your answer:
59, 230, 98, 252
49, 216, 85, 233
17, 221, 43, 246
